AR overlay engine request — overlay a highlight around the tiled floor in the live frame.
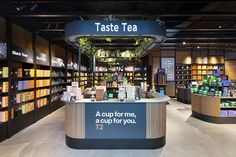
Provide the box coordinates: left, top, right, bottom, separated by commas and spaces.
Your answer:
0, 99, 236, 157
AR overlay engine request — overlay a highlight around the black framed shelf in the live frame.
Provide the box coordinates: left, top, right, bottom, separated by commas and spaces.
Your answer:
11, 110, 35, 135
220, 106, 236, 109
36, 95, 50, 100
51, 83, 67, 86
51, 76, 66, 78
0, 92, 9, 96
0, 27, 90, 141
12, 99, 35, 108
50, 99, 64, 112
36, 104, 50, 121
11, 88, 35, 93
51, 90, 66, 95
11, 77, 35, 81
36, 86, 51, 89
36, 77, 50, 79
51, 66, 66, 70
176, 74, 191, 76
11, 60, 34, 65
0, 121, 8, 142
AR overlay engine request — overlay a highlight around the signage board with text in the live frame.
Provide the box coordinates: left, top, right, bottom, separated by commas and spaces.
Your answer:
85, 103, 146, 139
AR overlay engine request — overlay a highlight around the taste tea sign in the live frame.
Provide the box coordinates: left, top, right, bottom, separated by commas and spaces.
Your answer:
85, 103, 146, 139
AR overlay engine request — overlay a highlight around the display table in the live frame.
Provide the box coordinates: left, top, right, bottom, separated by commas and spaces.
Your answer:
177, 87, 191, 104
63, 93, 170, 149
192, 94, 236, 124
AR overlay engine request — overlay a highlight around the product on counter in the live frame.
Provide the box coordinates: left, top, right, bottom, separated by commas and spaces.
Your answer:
62, 85, 83, 102
126, 85, 135, 101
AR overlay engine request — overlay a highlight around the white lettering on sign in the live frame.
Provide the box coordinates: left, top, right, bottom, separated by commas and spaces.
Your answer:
12, 51, 29, 58
36, 56, 46, 62
21, 52, 28, 58
95, 22, 138, 32
12, 50, 21, 56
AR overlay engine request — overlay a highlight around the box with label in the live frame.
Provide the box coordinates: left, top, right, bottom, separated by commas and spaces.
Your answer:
0, 96, 8, 107
0, 111, 8, 122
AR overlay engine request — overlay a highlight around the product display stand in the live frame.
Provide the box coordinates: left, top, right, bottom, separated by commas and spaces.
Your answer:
192, 94, 236, 124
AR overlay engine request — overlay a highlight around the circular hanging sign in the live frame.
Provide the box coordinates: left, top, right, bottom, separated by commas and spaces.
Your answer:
64, 20, 166, 53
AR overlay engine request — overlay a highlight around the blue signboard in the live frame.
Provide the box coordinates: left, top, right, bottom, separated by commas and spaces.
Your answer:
65, 20, 165, 38
85, 103, 146, 139
64, 20, 166, 54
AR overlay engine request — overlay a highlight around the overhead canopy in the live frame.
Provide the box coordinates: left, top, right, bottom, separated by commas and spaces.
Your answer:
64, 20, 166, 55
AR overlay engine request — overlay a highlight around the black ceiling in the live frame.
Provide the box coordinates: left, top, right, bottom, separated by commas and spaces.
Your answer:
4, 0, 236, 51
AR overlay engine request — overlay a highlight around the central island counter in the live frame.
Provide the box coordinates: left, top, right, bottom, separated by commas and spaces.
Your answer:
64, 93, 170, 149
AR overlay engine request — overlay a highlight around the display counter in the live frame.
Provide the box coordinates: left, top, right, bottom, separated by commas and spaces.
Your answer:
177, 87, 191, 104
192, 94, 236, 124
63, 93, 170, 149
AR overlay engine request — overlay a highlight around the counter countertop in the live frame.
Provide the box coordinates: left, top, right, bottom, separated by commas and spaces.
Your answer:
63, 93, 170, 104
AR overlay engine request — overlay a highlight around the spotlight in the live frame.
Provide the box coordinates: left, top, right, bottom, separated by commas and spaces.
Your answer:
30, 4, 38, 11
183, 41, 186, 45
218, 23, 227, 29
16, 5, 26, 11
197, 46, 200, 49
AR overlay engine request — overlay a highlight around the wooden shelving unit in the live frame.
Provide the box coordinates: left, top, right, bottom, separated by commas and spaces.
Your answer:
192, 94, 236, 123
191, 64, 224, 82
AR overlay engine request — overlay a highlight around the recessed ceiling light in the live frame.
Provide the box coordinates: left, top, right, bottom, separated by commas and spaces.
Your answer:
197, 46, 200, 49
183, 41, 186, 45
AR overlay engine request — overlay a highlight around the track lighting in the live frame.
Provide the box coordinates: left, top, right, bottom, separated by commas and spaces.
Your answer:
16, 5, 26, 11
30, 4, 38, 11
218, 23, 227, 29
